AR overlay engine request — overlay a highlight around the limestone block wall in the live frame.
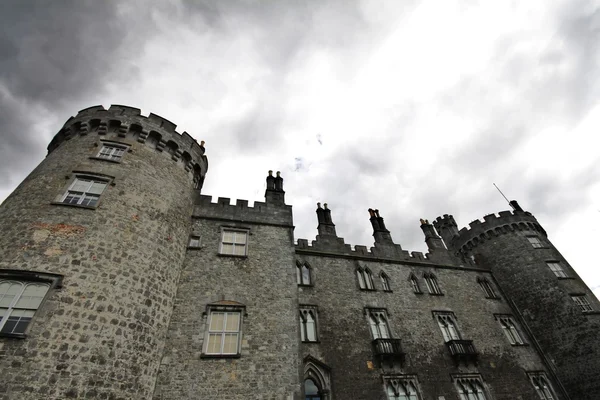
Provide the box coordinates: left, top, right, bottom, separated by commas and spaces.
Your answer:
153, 197, 300, 400
295, 248, 559, 400
0, 105, 206, 399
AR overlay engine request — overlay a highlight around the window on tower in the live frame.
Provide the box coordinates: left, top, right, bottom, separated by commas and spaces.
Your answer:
95, 141, 129, 162
527, 236, 544, 248
546, 262, 568, 278
58, 175, 109, 208
299, 306, 319, 342
495, 315, 525, 345
570, 294, 594, 312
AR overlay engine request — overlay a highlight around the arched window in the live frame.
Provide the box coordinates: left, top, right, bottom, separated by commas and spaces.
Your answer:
436, 314, 460, 342
364, 268, 374, 290
477, 277, 496, 299
380, 272, 391, 291
356, 268, 366, 289
455, 377, 488, 400
497, 316, 524, 345
297, 262, 312, 286
304, 378, 322, 400
300, 307, 318, 342
386, 378, 419, 400
304, 357, 331, 400
529, 373, 555, 400
424, 273, 442, 295
368, 310, 390, 339
409, 274, 421, 294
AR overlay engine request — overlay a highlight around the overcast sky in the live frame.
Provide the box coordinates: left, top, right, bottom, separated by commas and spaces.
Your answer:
1, 0, 599, 297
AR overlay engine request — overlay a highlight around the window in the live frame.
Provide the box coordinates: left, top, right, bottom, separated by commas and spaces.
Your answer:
385, 377, 420, 400
0, 280, 50, 335
188, 235, 200, 248
546, 262, 567, 278
356, 267, 375, 290
219, 229, 248, 256
435, 312, 460, 342
96, 142, 128, 161
477, 277, 497, 299
367, 309, 391, 339
61, 176, 107, 207
528, 372, 556, 400
381, 272, 391, 291
454, 376, 488, 400
527, 236, 544, 248
297, 261, 312, 286
571, 294, 593, 312
409, 274, 421, 294
496, 315, 524, 345
304, 378, 322, 400
423, 273, 442, 295
203, 306, 243, 356
300, 306, 318, 342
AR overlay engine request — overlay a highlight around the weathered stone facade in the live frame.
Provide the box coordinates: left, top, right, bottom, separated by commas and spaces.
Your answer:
0, 105, 598, 400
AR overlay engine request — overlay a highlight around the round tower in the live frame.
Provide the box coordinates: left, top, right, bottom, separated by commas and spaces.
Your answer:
0, 105, 207, 399
435, 202, 600, 400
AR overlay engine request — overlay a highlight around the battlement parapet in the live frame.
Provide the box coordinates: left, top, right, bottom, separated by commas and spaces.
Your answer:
48, 105, 208, 181
194, 195, 293, 226
294, 238, 464, 267
451, 209, 547, 254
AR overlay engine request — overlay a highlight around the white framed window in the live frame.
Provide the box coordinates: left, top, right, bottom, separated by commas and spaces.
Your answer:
527, 236, 544, 248
546, 262, 567, 278
0, 280, 50, 335
496, 315, 524, 345
219, 229, 248, 256
203, 309, 242, 356
381, 272, 391, 291
357, 267, 375, 290
300, 306, 318, 342
424, 273, 442, 295
434, 312, 460, 342
571, 294, 593, 312
454, 376, 488, 400
528, 372, 556, 400
385, 376, 421, 400
367, 309, 391, 339
297, 261, 312, 286
97, 142, 128, 161
61, 176, 108, 207
188, 235, 201, 248
409, 274, 421, 294
477, 277, 497, 299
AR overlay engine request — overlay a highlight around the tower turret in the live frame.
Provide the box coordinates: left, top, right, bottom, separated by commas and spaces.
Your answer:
433, 214, 459, 248
440, 203, 600, 400
0, 105, 207, 399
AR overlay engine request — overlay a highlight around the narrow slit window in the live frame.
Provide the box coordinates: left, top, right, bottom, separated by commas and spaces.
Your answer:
300, 307, 318, 342
381, 273, 391, 291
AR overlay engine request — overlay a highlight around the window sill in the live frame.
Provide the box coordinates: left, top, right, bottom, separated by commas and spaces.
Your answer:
217, 253, 248, 259
583, 311, 600, 315
359, 288, 377, 292
383, 290, 393, 293
200, 353, 241, 359
510, 343, 529, 347
298, 284, 313, 288
413, 291, 424, 295
428, 292, 444, 296
302, 340, 320, 344
0, 333, 26, 339
557, 277, 575, 280
485, 296, 501, 300
50, 202, 97, 210
89, 157, 122, 164
187, 246, 202, 250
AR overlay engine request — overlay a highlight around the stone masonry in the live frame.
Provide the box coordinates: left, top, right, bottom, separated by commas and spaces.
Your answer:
0, 104, 598, 400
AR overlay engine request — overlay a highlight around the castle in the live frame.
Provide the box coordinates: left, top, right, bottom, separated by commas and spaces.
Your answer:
0, 104, 598, 400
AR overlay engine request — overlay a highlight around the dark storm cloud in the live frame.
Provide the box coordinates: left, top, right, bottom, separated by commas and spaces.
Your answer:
0, 1, 131, 193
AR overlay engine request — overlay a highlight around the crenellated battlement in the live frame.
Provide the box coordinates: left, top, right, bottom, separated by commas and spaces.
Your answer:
294, 237, 471, 268
47, 105, 208, 183
193, 195, 293, 226
442, 208, 547, 255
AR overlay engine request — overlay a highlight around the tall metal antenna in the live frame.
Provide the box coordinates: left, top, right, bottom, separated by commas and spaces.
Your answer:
493, 183, 510, 204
